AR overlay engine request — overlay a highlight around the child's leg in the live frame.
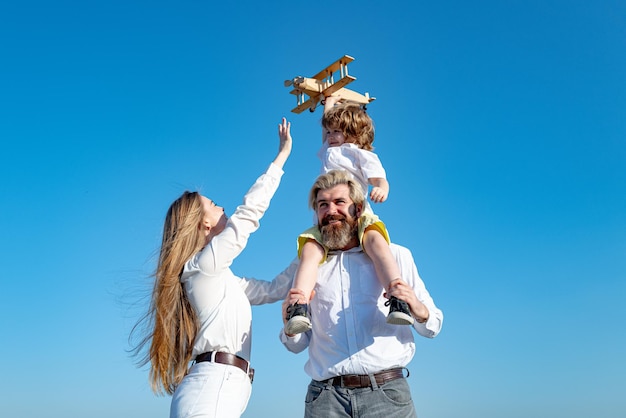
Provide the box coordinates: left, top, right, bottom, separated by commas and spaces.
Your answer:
362, 228, 414, 325
285, 239, 325, 335
292, 239, 324, 304
362, 227, 400, 291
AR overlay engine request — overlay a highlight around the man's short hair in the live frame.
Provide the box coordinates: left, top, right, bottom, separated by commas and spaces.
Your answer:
309, 170, 365, 210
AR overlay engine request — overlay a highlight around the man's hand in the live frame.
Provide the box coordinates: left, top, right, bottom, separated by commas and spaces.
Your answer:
385, 279, 429, 323
282, 288, 315, 336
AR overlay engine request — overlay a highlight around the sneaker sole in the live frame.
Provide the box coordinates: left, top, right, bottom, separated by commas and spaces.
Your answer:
386, 312, 414, 326
285, 316, 312, 335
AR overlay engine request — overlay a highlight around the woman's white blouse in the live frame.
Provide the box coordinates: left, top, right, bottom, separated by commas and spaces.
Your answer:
180, 163, 293, 362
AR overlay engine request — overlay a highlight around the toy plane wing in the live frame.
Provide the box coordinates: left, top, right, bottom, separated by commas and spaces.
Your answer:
285, 55, 374, 114
290, 95, 322, 114
311, 55, 354, 80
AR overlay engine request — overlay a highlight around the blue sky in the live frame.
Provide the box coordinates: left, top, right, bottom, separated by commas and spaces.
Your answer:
1, 1, 625, 417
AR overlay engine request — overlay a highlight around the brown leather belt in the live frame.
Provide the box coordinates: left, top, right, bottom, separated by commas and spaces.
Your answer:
195, 351, 254, 383
321, 367, 407, 388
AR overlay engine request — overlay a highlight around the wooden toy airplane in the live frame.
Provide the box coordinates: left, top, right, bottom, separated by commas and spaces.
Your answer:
284, 55, 375, 114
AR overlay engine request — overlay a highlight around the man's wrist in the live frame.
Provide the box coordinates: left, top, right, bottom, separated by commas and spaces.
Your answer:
414, 307, 429, 324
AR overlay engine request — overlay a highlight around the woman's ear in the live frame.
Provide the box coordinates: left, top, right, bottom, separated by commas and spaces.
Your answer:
199, 220, 211, 235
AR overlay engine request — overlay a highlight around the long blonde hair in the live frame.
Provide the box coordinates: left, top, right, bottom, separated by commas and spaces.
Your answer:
132, 191, 206, 395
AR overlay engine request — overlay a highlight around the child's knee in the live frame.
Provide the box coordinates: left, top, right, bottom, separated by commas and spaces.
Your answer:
363, 227, 388, 249
302, 239, 325, 260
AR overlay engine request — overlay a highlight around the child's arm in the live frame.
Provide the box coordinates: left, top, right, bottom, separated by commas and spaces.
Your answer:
369, 177, 389, 203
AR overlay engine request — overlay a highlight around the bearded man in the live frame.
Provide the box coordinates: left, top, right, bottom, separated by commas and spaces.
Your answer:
279, 169, 444, 418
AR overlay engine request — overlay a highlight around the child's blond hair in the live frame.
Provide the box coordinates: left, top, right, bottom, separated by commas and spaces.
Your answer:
322, 103, 375, 151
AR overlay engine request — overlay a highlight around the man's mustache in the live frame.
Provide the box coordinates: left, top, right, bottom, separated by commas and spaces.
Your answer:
321, 214, 347, 226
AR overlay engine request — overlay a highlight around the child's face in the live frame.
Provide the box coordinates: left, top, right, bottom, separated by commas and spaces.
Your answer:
325, 125, 349, 147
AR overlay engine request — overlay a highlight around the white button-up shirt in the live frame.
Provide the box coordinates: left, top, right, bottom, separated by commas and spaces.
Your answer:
181, 163, 294, 362
280, 244, 443, 381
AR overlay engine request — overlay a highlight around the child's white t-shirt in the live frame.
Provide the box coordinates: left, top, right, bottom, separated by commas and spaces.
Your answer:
317, 141, 387, 213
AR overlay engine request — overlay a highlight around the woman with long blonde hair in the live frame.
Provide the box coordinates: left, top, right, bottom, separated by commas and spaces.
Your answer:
133, 118, 294, 417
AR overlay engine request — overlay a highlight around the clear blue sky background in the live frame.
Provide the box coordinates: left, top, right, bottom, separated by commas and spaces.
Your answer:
1, 1, 624, 417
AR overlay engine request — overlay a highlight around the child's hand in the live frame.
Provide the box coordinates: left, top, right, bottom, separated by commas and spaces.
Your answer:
369, 178, 389, 203
370, 186, 388, 203
323, 94, 341, 110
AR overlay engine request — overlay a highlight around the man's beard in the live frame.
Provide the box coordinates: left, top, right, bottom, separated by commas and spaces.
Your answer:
319, 214, 358, 250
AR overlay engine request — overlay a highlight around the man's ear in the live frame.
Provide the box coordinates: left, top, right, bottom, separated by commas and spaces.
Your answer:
355, 203, 363, 218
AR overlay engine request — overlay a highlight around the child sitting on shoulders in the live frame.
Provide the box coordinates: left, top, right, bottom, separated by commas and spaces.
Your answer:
285, 95, 414, 335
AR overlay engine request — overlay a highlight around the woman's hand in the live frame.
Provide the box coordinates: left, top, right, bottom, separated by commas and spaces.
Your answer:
274, 118, 292, 169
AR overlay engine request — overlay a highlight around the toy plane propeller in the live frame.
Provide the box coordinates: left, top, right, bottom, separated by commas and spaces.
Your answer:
285, 55, 375, 114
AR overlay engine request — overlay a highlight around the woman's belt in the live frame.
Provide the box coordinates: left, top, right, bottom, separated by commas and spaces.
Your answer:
195, 351, 254, 383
